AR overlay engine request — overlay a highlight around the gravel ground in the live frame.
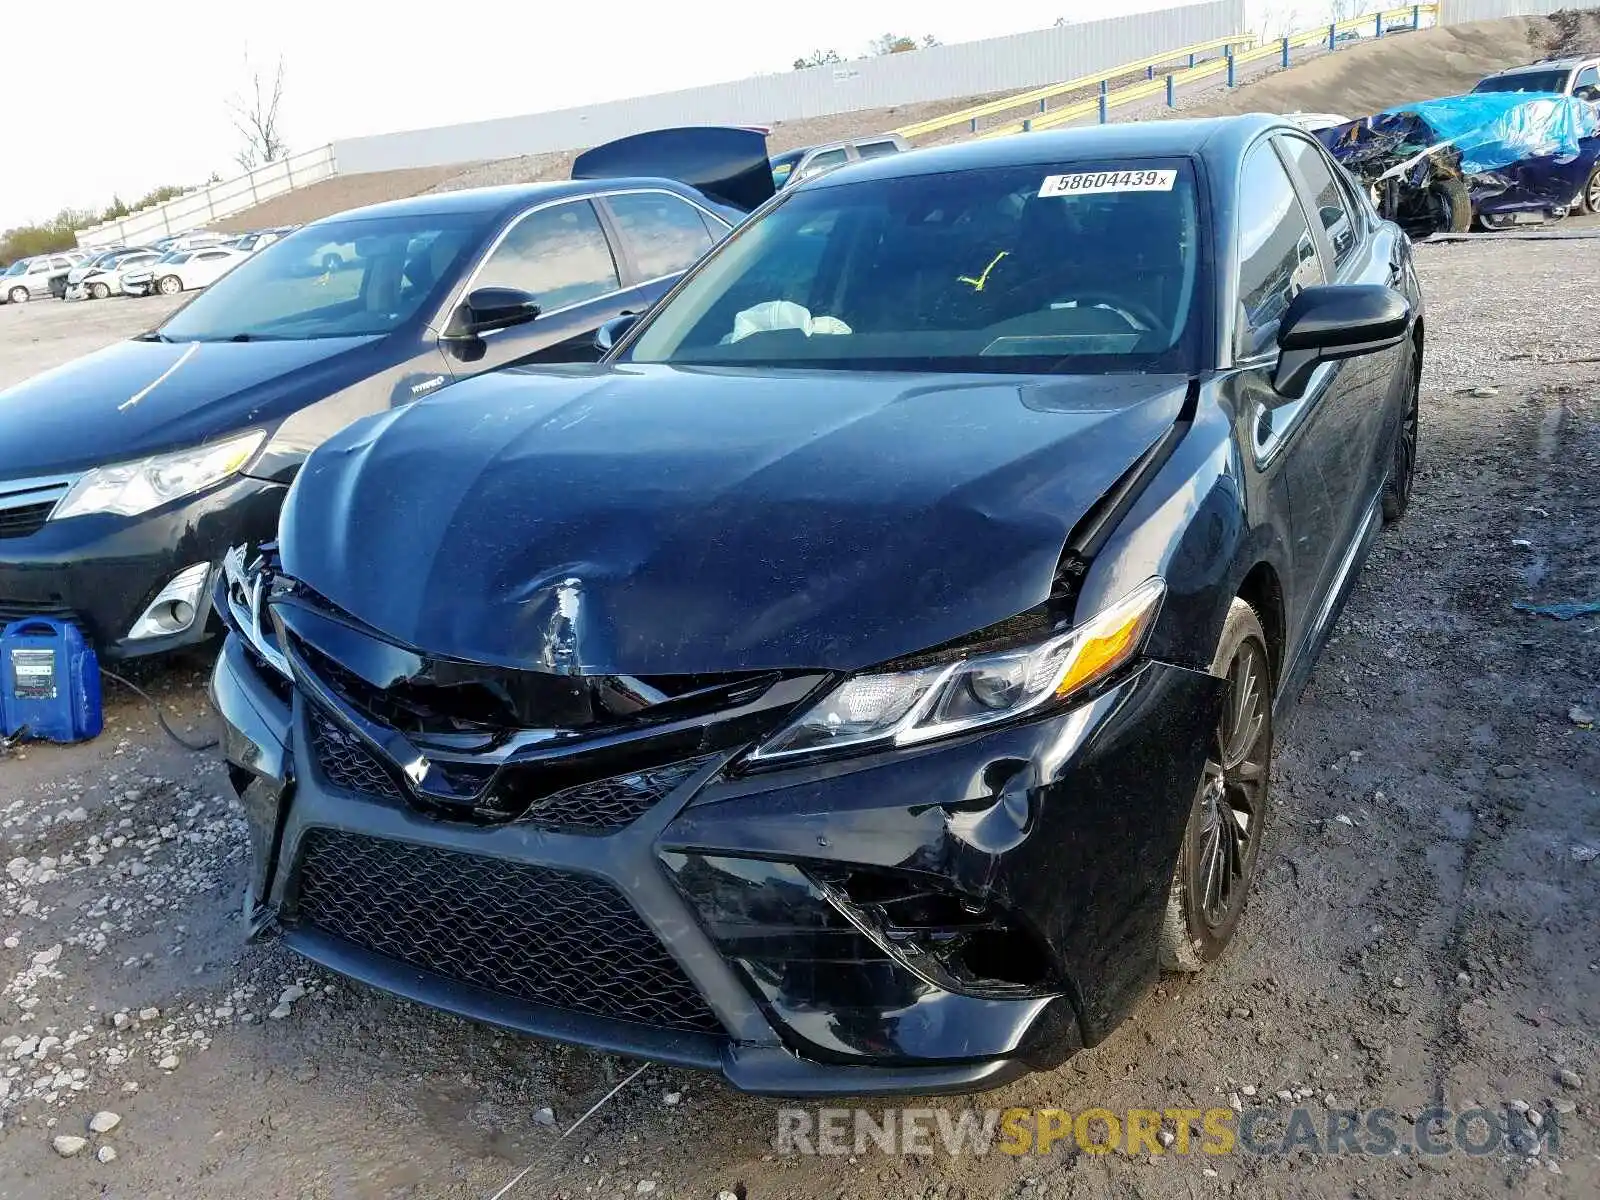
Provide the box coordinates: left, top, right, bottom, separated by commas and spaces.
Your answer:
1, 235, 1597, 1199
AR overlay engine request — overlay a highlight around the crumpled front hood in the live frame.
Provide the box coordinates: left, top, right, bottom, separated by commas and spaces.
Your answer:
279, 364, 1188, 674
0, 335, 381, 478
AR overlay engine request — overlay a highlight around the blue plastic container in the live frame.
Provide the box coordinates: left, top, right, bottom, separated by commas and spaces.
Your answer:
0, 619, 103, 744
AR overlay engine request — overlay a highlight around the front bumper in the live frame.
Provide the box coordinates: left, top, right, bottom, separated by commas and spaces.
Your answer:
0, 475, 286, 658
213, 634, 1223, 1096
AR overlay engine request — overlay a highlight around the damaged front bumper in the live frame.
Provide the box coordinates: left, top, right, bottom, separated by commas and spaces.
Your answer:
211, 628, 1222, 1096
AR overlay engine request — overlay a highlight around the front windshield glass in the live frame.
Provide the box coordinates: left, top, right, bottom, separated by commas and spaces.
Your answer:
159, 212, 491, 342
3, 260, 28, 277
626, 159, 1203, 375
1473, 70, 1568, 93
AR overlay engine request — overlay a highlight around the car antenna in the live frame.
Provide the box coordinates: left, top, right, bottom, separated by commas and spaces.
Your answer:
484, 1061, 650, 1200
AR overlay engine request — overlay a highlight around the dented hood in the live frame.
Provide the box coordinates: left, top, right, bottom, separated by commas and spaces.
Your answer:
278, 364, 1187, 674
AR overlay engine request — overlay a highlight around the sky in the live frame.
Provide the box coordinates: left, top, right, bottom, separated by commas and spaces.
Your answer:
2, 0, 1285, 231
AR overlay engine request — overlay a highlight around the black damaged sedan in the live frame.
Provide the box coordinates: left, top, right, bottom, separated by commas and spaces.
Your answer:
213, 115, 1424, 1095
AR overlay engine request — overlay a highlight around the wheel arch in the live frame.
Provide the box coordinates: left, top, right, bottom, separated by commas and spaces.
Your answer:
1235, 561, 1286, 688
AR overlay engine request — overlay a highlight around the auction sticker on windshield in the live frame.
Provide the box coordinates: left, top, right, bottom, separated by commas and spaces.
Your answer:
1038, 170, 1176, 196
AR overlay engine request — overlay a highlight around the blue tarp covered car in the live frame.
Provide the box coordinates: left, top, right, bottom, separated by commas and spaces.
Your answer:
1317, 92, 1600, 234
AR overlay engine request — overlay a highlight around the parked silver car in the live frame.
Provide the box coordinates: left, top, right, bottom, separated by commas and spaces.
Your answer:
769, 133, 911, 188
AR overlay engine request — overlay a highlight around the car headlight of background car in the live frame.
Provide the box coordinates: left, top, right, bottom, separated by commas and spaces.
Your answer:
749, 577, 1167, 765
51, 431, 265, 521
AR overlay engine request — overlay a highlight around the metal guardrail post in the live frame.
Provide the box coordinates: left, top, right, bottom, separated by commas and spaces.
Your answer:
1098, 92, 1108, 123
1146, 64, 1154, 79
1281, 36, 1290, 67
1227, 54, 1235, 87
1375, 13, 1383, 35
1100, 79, 1108, 95
1166, 73, 1176, 106
1413, 3, 1421, 27
1023, 118, 1034, 132
970, 117, 978, 133
1189, 51, 1197, 67
1040, 97, 1047, 112
1329, 22, 1337, 50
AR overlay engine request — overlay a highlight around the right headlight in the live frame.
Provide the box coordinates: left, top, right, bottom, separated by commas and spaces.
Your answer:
52, 431, 265, 521
748, 577, 1166, 766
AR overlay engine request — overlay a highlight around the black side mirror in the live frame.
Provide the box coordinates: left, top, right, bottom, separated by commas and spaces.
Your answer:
443, 286, 541, 340
593, 311, 639, 355
1272, 284, 1411, 401
1576, 85, 1600, 102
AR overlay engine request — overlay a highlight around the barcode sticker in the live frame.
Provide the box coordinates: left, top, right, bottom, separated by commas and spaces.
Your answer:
1038, 170, 1177, 197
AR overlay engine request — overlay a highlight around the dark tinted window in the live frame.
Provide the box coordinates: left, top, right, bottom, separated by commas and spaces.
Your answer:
1277, 135, 1356, 266
1473, 69, 1568, 93
1236, 143, 1324, 354
605, 191, 717, 279
478, 200, 619, 310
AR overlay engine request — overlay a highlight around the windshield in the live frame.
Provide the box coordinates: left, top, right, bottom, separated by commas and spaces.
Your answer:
1474, 70, 1569, 93
771, 152, 803, 188
3, 260, 28, 277
159, 212, 491, 342
626, 159, 1203, 375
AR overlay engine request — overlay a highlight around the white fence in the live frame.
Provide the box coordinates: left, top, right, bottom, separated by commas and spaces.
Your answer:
1439, 0, 1597, 21
74, 144, 338, 248
332, 1, 1248, 174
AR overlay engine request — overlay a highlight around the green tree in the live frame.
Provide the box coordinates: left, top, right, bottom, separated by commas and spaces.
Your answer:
793, 48, 844, 69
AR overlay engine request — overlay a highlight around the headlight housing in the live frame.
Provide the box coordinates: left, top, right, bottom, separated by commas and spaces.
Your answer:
52, 431, 265, 521
749, 577, 1166, 766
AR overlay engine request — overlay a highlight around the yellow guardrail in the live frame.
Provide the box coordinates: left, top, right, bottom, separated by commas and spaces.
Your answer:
978, 4, 1438, 139
892, 35, 1257, 140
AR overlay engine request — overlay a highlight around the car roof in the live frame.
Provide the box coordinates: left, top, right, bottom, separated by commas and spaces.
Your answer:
302, 179, 699, 228
1489, 58, 1586, 75
801, 115, 1284, 189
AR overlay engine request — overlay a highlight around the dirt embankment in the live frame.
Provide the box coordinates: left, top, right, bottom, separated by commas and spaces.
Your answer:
1188, 14, 1569, 119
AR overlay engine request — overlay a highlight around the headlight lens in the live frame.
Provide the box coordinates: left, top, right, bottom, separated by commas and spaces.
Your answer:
52, 431, 265, 521
749, 577, 1166, 765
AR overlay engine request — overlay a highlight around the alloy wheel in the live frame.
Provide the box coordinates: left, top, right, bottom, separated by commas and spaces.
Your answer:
1585, 167, 1600, 214
7, 287, 27, 305
1191, 636, 1271, 932
158, 276, 181, 295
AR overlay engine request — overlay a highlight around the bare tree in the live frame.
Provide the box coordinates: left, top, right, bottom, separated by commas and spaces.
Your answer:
228, 52, 288, 172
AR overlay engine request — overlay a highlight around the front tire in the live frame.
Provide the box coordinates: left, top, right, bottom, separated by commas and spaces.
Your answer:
1381, 340, 1420, 523
1160, 600, 1272, 973
89, 282, 110, 300
1431, 175, 1472, 234
7, 286, 28, 305
157, 275, 182, 295
1583, 165, 1600, 215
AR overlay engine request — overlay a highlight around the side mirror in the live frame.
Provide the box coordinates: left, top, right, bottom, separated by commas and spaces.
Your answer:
593, 311, 639, 355
1576, 85, 1600, 102
1272, 284, 1410, 401
443, 286, 541, 340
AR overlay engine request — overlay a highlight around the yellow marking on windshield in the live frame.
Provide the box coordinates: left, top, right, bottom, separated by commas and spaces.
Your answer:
957, 250, 1009, 292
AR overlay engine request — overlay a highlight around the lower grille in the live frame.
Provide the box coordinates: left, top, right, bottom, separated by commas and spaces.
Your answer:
0, 600, 82, 629
306, 707, 403, 800
289, 829, 724, 1035
0, 503, 54, 539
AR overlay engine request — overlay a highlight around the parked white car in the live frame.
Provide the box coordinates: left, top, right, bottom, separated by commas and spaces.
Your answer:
126, 247, 248, 296
1, 252, 82, 304
68, 250, 167, 299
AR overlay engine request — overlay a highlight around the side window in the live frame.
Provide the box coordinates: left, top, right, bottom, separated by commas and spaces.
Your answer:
477, 200, 620, 310
1277, 135, 1357, 267
799, 148, 849, 179
604, 192, 716, 280
1236, 142, 1324, 356
854, 140, 901, 160
1575, 65, 1599, 92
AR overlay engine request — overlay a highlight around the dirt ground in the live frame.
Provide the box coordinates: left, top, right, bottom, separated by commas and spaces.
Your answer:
1, 221, 1597, 1198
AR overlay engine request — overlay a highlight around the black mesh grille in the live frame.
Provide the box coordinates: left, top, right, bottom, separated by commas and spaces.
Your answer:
0, 600, 81, 628
512, 756, 715, 832
0, 503, 53, 540
289, 828, 723, 1035
306, 708, 403, 800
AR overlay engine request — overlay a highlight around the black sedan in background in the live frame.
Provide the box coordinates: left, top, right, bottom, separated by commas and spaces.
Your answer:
0, 135, 765, 657
214, 115, 1423, 1095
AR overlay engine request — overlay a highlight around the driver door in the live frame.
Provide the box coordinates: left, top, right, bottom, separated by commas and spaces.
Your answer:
440, 199, 635, 376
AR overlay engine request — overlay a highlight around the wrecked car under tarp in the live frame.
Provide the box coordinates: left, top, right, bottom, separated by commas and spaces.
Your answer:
1316, 92, 1600, 236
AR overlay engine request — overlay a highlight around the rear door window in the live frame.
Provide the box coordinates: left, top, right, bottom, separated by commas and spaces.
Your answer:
602, 191, 718, 280
1275, 134, 1358, 268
